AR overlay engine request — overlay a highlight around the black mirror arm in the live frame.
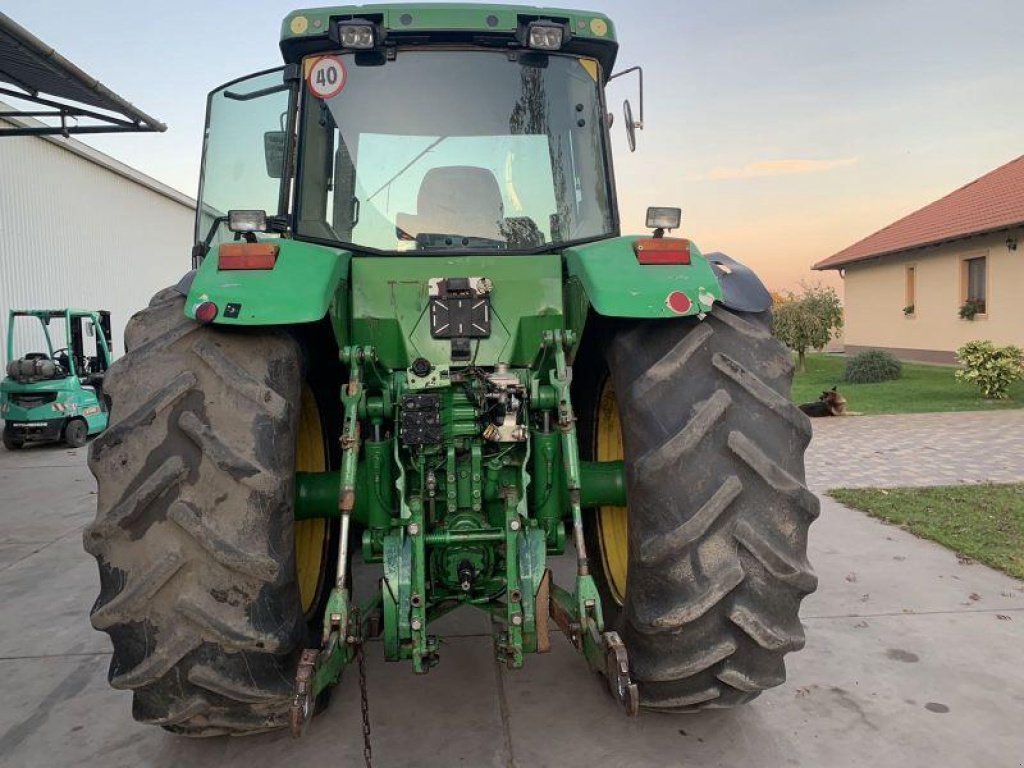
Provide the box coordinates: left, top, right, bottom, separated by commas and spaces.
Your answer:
609, 65, 644, 129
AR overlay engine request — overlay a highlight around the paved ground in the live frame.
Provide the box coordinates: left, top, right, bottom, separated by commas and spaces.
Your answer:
806, 410, 1024, 491
1, 412, 1023, 768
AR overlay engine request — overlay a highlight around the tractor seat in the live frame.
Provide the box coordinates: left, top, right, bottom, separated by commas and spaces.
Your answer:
396, 166, 505, 242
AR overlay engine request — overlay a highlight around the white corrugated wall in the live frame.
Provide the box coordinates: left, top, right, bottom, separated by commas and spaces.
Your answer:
0, 129, 194, 358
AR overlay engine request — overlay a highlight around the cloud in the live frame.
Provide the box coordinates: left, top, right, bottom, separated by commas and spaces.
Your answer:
688, 157, 859, 181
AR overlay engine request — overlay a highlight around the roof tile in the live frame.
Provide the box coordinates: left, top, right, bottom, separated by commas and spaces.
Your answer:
815, 154, 1024, 270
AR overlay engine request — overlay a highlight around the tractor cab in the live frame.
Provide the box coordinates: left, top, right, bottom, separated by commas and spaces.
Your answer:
1, 309, 113, 448
192, 6, 640, 260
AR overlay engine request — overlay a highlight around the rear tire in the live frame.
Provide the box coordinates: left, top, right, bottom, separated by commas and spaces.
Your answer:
64, 417, 88, 448
84, 288, 310, 736
3, 427, 23, 450
577, 306, 818, 712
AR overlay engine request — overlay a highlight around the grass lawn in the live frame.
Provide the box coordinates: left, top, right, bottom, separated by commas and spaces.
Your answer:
830, 484, 1024, 580
791, 353, 1024, 415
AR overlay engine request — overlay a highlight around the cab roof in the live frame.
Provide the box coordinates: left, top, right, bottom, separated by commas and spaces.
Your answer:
10, 309, 108, 318
281, 3, 618, 75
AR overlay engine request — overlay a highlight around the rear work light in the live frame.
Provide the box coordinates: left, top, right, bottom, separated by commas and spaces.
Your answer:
633, 237, 691, 265
228, 209, 268, 233
337, 20, 377, 49
646, 206, 682, 231
526, 21, 566, 50
218, 242, 279, 271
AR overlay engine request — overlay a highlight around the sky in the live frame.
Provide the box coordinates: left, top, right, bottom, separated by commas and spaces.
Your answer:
4, 0, 1024, 291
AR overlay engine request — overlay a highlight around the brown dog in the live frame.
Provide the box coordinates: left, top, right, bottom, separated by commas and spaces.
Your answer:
799, 386, 847, 417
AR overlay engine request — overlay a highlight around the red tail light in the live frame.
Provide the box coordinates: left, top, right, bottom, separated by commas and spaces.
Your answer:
634, 237, 691, 265
218, 242, 279, 270
195, 301, 219, 323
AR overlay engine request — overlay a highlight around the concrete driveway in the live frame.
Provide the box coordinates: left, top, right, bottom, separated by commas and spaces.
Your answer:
1, 412, 1022, 768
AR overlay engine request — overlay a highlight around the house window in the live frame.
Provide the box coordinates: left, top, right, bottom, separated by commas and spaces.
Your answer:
963, 256, 987, 314
905, 266, 915, 315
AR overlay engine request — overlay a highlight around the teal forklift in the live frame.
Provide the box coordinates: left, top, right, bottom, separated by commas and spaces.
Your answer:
1, 309, 113, 449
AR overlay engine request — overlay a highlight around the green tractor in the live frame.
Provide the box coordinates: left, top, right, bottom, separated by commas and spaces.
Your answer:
2, 309, 113, 449
84, 4, 817, 739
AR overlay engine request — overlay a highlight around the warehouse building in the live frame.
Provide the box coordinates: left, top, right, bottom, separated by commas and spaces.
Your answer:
1, 10, 190, 358
0, 105, 194, 354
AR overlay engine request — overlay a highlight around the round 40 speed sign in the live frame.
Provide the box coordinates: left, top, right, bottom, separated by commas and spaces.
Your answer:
307, 56, 347, 99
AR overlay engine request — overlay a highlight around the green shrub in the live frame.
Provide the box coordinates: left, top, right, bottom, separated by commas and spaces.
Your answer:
843, 350, 903, 383
954, 341, 1024, 399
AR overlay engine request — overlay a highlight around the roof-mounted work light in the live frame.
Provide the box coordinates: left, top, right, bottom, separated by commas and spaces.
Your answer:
336, 19, 378, 49
526, 20, 566, 50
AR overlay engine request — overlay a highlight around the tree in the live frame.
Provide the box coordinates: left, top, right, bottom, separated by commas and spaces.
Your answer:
771, 283, 843, 373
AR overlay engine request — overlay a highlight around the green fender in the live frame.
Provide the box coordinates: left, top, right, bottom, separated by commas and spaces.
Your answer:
184, 239, 350, 325
564, 236, 724, 319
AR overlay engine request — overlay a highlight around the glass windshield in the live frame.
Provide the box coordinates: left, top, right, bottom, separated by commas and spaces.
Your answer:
296, 50, 614, 252
195, 69, 292, 246
6, 314, 66, 367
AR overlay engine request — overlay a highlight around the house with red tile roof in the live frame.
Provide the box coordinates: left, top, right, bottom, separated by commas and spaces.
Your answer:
814, 155, 1024, 363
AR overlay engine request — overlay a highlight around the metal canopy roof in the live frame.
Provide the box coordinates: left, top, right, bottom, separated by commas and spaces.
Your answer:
0, 12, 165, 137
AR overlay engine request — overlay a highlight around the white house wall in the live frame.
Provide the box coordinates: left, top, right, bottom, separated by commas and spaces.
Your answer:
842, 228, 1024, 363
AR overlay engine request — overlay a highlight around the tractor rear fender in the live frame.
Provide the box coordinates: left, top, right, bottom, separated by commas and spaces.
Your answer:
702, 250, 774, 313
181, 239, 350, 326
564, 237, 770, 319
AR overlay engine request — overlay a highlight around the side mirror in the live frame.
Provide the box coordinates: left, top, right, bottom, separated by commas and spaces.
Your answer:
609, 66, 644, 152
86, 322, 95, 338
623, 100, 637, 152
264, 131, 286, 178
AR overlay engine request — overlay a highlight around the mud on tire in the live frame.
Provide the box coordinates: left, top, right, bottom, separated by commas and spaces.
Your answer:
578, 306, 819, 712
84, 287, 306, 736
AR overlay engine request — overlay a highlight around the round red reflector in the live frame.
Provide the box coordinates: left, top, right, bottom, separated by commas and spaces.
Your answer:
666, 291, 692, 314
195, 301, 218, 323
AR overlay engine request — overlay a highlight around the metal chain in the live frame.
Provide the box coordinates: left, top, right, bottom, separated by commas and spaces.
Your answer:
358, 641, 372, 767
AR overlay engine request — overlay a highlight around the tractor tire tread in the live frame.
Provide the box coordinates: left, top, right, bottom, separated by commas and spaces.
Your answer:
85, 288, 304, 736
588, 305, 817, 712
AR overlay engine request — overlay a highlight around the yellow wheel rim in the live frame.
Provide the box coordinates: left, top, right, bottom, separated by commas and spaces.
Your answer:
295, 386, 329, 616
595, 378, 628, 604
